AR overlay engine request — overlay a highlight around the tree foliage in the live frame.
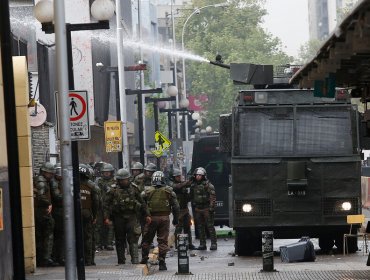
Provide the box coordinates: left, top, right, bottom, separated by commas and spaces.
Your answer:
176, 0, 292, 129
297, 39, 322, 64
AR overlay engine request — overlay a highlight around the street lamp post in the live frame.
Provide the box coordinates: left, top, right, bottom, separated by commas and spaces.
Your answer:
159, 107, 187, 139
34, 1, 114, 279
97, 63, 147, 168
180, 2, 229, 141
125, 88, 163, 165
170, 0, 181, 138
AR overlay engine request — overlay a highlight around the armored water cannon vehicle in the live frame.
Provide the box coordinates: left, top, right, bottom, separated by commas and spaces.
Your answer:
210, 57, 361, 255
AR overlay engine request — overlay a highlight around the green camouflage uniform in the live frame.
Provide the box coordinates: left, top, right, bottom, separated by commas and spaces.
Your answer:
134, 173, 152, 193
141, 185, 179, 265
80, 177, 99, 265
104, 183, 149, 264
95, 177, 115, 249
134, 173, 153, 231
51, 178, 64, 264
169, 179, 194, 248
190, 179, 217, 249
34, 174, 59, 266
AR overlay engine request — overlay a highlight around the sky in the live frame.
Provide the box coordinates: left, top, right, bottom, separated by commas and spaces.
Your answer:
262, 0, 309, 58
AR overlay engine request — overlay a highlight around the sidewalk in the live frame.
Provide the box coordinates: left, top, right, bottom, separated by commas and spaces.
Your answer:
27, 237, 370, 280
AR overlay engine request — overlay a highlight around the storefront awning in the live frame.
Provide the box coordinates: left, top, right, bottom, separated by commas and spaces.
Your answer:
290, 0, 370, 88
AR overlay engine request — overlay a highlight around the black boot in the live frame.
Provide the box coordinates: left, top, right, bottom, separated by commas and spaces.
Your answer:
210, 243, 217, 250
188, 244, 196, 250
130, 243, 140, 264
106, 245, 114, 251
196, 243, 207, 250
159, 260, 167, 271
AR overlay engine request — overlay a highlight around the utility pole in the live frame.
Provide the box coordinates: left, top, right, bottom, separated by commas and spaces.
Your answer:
53, 1, 76, 278
116, 0, 129, 169
138, 0, 147, 165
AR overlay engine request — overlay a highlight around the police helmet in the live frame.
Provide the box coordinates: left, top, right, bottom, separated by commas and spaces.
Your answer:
116, 168, 131, 180
144, 163, 157, 172
87, 166, 94, 180
194, 167, 207, 176
55, 163, 62, 177
172, 168, 182, 177
41, 162, 56, 174
152, 171, 166, 186
79, 163, 91, 178
131, 162, 144, 170
101, 163, 114, 172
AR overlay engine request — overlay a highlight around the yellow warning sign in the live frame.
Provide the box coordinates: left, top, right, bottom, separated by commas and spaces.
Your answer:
0, 188, 3, 231
104, 121, 122, 153
151, 131, 172, 158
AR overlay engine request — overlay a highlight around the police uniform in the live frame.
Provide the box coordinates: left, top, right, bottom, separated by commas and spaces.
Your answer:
95, 163, 115, 250
169, 169, 195, 249
79, 164, 99, 266
130, 162, 144, 184
190, 167, 217, 250
141, 171, 179, 271
134, 162, 157, 193
51, 166, 64, 265
104, 169, 149, 264
34, 162, 59, 267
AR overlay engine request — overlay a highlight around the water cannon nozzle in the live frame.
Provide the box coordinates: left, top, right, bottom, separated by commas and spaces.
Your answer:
209, 54, 230, 69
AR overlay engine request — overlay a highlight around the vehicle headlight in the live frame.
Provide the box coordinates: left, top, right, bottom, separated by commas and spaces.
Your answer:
242, 203, 253, 213
341, 202, 352, 211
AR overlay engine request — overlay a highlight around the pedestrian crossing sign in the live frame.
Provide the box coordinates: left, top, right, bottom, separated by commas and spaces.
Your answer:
151, 131, 171, 157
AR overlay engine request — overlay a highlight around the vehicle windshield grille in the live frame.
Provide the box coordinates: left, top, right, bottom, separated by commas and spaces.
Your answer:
236, 105, 354, 157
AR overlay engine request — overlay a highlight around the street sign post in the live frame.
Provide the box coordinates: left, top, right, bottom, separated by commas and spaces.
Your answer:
55, 90, 90, 140
151, 131, 171, 157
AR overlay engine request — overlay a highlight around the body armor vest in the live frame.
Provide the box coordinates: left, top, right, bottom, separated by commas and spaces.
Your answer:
80, 183, 92, 209
192, 182, 210, 208
147, 187, 171, 213
113, 187, 137, 213
34, 175, 51, 208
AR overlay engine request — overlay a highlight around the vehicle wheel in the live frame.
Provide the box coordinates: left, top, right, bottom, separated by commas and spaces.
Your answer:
235, 229, 261, 256
336, 236, 358, 254
346, 237, 358, 253
334, 235, 357, 253
318, 237, 334, 251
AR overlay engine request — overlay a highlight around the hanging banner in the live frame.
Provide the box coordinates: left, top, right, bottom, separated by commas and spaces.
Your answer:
104, 121, 122, 153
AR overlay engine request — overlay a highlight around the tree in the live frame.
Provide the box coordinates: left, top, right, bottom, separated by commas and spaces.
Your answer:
296, 39, 322, 64
176, 0, 293, 129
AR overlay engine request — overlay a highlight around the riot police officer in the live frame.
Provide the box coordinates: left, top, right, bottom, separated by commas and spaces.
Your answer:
169, 168, 195, 250
51, 164, 64, 265
141, 171, 180, 271
104, 169, 150, 264
130, 162, 144, 182
95, 163, 115, 250
34, 162, 59, 267
190, 167, 217, 250
135, 162, 157, 238
79, 164, 99, 266
134, 162, 157, 192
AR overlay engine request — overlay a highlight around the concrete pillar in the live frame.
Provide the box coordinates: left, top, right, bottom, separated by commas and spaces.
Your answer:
13, 56, 36, 273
